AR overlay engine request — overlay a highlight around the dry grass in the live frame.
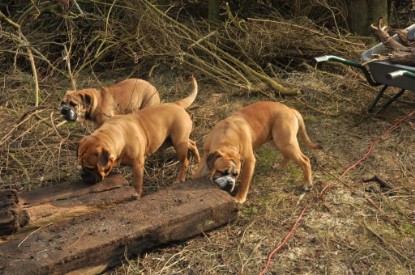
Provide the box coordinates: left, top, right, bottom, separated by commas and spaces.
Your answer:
3, 67, 414, 274
1, 1, 415, 274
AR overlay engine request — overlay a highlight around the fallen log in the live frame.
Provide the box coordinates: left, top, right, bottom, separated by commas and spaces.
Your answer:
0, 189, 22, 236
0, 174, 138, 236
0, 178, 238, 274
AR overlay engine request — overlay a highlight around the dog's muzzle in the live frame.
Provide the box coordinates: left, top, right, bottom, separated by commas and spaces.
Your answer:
80, 168, 102, 184
214, 175, 236, 193
60, 104, 77, 121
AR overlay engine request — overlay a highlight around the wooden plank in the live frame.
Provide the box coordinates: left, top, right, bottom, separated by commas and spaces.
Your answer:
0, 189, 20, 236
0, 174, 138, 236
19, 173, 132, 206
0, 178, 237, 274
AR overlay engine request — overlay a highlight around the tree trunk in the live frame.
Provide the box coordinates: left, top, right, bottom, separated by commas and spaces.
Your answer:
347, 0, 370, 35
208, 0, 220, 22
369, 0, 389, 31
347, 0, 389, 36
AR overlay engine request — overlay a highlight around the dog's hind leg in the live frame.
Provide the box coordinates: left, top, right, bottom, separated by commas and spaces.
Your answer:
173, 140, 190, 183
272, 126, 313, 190
276, 145, 313, 190
273, 157, 290, 170
188, 139, 200, 163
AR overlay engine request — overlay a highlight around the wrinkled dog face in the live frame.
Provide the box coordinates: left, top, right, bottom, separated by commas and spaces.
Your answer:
207, 151, 240, 192
78, 139, 114, 184
60, 91, 92, 122
79, 153, 102, 184
212, 160, 239, 192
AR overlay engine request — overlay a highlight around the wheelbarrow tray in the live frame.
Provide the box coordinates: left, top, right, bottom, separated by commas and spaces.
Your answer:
364, 61, 415, 91
315, 23, 415, 112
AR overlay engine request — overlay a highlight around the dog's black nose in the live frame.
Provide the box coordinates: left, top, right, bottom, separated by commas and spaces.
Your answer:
223, 183, 234, 193
61, 105, 70, 115
80, 169, 101, 184
60, 105, 77, 121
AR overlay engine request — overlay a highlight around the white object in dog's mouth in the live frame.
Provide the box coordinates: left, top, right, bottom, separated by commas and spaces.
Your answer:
214, 175, 236, 192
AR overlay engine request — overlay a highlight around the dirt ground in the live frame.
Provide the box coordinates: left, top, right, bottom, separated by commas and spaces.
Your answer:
1, 63, 415, 274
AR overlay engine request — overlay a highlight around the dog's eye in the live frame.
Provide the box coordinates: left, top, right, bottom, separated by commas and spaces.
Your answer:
232, 171, 239, 177
219, 171, 228, 176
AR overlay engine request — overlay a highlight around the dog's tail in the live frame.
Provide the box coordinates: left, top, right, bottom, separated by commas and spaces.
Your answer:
174, 76, 198, 109
293, 109, 322, 150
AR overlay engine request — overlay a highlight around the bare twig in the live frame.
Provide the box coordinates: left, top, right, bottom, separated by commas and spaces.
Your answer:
363, 175, 394, 190
9, 153, 30, 185
142, 0, 300, 95
0, 10, 40, 107
18, 223, 53, 248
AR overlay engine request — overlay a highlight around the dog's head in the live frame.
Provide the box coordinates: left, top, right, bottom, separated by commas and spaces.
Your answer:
206, 149, 241, 192
60, 89, 95, 122
77, 136, 116, 184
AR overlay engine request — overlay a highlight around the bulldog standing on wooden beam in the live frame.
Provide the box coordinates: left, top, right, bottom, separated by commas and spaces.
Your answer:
77, 77, 200, 195
193, 101, 322, 203
60, 78, 160, 126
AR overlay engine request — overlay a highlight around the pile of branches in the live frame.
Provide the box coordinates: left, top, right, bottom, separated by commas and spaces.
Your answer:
370, 18, 415, 65
0, 0, 364, 98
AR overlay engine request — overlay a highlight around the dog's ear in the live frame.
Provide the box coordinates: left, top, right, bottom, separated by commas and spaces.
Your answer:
77, 138, 87, 164
83, 94, 92, 107
207, 151, 223, 170
80, 92, 94, 118
77, 91, 93, 109
98, 149, 111, 168
97, 148, 115, 176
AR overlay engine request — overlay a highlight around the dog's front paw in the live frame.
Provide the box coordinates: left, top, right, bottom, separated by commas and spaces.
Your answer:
303, 184, 313, 191
175, 178, 186, 184
233, 195, 246, 204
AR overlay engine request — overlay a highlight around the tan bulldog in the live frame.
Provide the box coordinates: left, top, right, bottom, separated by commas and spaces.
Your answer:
193, 101, 322, 203
61, 78, 160, 126
77, 77, 199, 195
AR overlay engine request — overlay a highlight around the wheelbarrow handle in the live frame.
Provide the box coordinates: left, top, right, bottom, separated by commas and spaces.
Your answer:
314, 55, 361, 67
314, 55, 379, 86
386, 70, 415, 79
314, 55, 343, 62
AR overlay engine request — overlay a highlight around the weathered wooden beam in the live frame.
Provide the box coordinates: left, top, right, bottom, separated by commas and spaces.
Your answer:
0, 178, 238, 274
0, 189, 21, 236
0, 174, 138, 235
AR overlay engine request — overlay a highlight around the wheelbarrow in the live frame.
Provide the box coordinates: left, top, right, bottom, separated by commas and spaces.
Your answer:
314, 23, 415, 113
